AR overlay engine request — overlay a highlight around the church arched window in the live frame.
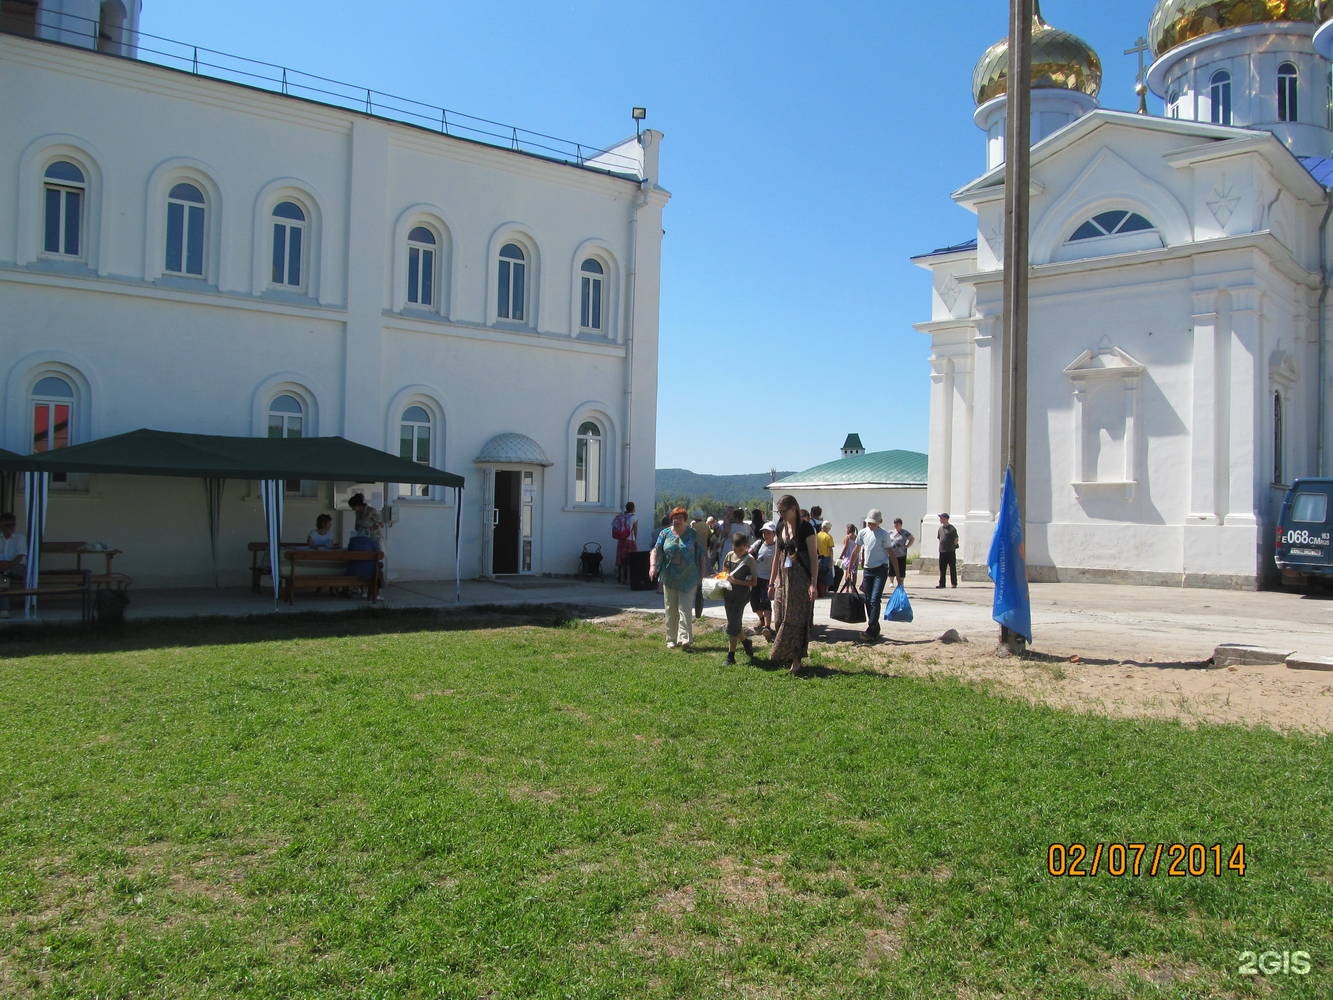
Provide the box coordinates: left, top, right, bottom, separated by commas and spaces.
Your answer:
1068, 211, 1155, 242
1209, 70, 1232, 125
1277, 62, 1298, 123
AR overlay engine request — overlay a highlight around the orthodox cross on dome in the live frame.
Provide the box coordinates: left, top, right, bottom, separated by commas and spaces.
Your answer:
1124, 36, 1150, 114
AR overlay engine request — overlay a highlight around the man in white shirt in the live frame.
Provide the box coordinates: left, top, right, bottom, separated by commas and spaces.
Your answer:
0, 511, 28, 618
849, 508, 893, 639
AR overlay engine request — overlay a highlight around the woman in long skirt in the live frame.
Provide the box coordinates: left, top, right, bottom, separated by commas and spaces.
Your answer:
768, 494, 819, 674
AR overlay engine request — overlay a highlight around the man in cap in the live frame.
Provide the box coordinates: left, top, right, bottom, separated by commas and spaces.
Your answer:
936, 513, 959, 588
848, 508, 893, 639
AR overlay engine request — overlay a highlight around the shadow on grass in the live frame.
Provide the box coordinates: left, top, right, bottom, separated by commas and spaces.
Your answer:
0, 603, 586, 661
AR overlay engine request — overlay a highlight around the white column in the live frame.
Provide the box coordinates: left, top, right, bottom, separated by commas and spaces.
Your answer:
1187, 290, 1220, 522
968, 315, 1000, 522
1071, 383, 1087, 482
1227, 288, 1261, 526
925, 354, 952, 523
341, 119, 390, 443
951, 355, 974, 519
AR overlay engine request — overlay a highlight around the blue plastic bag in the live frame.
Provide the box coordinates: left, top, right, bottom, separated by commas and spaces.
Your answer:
884, 583, 913, 623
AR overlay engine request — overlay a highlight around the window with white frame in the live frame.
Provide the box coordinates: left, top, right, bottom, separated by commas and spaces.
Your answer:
270, 200, 306, 289
267, 393, 305, 493
1210, 70, 1232, 125
407, 226, 436, 307
1167, 88, 1180, 119
42, 161, 85, 258
575, 420, 602, 504
580, 258, 605, 333
1278, 62, 1298, 123
32, 375, 75, 485
1068, 210, 1155, 242
397, 405, 434, 498
165, 181, 206, 277
498, 242, 527, 321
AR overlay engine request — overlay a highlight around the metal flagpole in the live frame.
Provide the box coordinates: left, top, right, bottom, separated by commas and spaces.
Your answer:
1000, 0, 1033, 652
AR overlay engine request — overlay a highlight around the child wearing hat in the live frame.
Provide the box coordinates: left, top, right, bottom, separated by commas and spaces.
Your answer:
749, 521, 777, 640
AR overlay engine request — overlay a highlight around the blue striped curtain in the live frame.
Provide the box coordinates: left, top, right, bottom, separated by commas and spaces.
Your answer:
259, 479, 284, 608
22, 471, 48, 618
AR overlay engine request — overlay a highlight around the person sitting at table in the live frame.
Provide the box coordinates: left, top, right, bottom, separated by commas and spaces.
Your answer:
307, 513, 339, 549
0, 511, 28, 618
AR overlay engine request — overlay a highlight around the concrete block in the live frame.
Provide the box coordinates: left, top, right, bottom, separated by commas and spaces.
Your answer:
1285, 654, 1333, 671
1212, 644, 1295, 668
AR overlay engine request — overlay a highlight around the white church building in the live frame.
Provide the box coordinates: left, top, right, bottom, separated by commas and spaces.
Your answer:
915, 0, 1333, 588
0, 1, 668, 586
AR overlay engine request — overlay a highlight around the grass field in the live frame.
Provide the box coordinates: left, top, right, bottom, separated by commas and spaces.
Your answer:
1, 608, 1328, 999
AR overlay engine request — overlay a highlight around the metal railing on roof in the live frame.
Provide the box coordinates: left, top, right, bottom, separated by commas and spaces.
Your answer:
8, 10, 643, 178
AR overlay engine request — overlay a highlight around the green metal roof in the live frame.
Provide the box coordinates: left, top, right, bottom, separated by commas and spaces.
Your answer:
771, 449, 927, 488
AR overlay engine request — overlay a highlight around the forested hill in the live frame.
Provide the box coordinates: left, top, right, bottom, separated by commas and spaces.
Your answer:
655, 468, 794, 504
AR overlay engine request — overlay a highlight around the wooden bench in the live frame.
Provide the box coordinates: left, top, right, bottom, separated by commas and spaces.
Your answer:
248, 541, 310, 593
40, 541, 131, 594
279, 549, 382, 605
2, 569, 93, 622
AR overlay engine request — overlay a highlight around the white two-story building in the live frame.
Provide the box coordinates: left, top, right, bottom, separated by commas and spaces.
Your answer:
0, 0, 669, 586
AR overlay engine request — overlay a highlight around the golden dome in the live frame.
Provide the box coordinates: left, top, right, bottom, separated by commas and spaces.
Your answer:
973, 9, 1102, 105
1149, 0, 1320, 58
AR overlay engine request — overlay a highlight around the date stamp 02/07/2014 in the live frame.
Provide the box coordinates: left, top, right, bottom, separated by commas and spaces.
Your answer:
1045, 842, 1246, 878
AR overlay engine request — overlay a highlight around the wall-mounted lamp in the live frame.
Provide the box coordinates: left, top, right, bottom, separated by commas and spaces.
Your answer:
632, 106, 647, 137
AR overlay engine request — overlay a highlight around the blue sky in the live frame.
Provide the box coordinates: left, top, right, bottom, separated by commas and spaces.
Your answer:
145, 2, 1154, 475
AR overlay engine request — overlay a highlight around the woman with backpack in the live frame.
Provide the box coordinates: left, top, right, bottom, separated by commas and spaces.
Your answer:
611, 501, 638, 584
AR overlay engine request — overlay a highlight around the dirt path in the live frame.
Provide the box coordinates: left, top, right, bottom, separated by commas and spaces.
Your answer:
593, 611, 1333, 737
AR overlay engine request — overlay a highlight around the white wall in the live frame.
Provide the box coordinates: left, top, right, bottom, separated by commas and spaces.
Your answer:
0, 34, 667, 585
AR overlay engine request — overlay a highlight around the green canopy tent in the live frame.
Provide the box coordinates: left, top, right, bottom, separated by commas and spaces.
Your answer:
22, 429, 466, 610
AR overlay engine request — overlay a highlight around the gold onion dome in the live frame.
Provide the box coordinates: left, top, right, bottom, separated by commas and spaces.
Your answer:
1148, 0, 1320, 58
973, 6, 1102, 105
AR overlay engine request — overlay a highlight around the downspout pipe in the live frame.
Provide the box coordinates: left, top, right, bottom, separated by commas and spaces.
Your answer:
622, 179, 647, 506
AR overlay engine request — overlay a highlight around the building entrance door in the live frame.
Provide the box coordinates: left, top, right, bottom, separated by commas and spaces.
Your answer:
491, 469, 536, 574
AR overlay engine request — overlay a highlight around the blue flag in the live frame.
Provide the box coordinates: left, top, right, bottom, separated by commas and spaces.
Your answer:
987, 466, 1032, 643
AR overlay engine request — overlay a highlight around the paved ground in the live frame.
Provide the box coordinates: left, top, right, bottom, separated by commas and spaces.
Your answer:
10, 573, 1332, 665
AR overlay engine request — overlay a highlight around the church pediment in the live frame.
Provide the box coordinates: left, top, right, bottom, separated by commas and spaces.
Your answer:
1064, 343, 1146, 380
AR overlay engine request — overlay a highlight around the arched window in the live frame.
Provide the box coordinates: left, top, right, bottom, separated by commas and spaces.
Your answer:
43, 161, 85, 258
399, 404, 432, 498
1278, 62, 1298, 123
1068, 210, 1155, 242
1210, 70, 1232, 125
31, 376, 74, 454
271, 200, 306, 289
575, 420, 602, 504
268, 393, 305, 494
32, 375, 75, 485
498, 242, 526, 321
580, 258, 605, 333
407, 226, 436, 307
1274, 390, 1284, 484
165, 181, 206, 276
1167, 88, 1180, 119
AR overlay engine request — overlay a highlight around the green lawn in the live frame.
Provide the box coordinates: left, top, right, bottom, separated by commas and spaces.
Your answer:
1, 609, 1328, 999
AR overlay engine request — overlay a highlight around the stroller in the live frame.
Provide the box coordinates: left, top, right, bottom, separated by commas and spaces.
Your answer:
578, 542, 604, 578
